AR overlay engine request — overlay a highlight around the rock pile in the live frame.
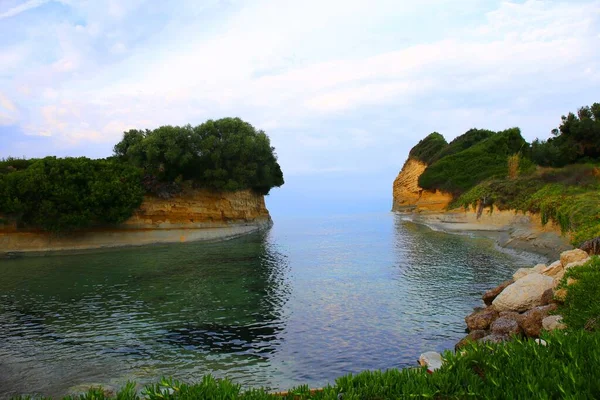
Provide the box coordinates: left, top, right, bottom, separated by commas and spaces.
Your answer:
456, 249, 590, 349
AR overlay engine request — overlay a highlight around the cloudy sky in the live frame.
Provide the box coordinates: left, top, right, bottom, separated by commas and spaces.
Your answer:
0, 0, 599, 217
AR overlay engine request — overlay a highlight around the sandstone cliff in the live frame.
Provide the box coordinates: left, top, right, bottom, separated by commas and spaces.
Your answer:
392, 157, 571, 259
0, 189, 271, 254
392, 158, 453, 212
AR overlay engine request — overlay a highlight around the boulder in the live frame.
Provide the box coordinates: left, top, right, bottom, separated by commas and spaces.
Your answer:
580, 237, 600, 255
418, 351, 443, 372
542, 315, 566, 331
492, 273, 554, 312
517, 304, 557, 337
465, 307, 499, 331
542, 260, 563, 277
553, 269, 566, 288
499, 311, 521, 320
564, 258, 590, 271
482, 279, 513, 306
533, 263, 547, 273
455, 330, 487, 350
479, 333, 509, 344
513, 268, 534, 280
540, 288, 554, 305
490, 317, 521, 336
560, 249, 589, 267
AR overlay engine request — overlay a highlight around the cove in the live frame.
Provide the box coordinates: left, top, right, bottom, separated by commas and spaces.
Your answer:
0, 213, 544, 398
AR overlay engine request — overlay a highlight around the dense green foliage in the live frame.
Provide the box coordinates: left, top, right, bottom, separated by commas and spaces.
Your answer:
418, 128, 527, 194
0, 157, 37, 174
0, 118, 284, 232
114, 118, 284, 194
558, 256, 600, 331
0, 157, 144, 232
407, 132, 447, 164
13, 330, 600, 399
531, 103, 600, 167
430, 128, 495, 163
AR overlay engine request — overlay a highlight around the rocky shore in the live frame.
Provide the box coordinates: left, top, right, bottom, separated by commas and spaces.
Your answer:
418, 248, 592, 373
456, 248, 590, 347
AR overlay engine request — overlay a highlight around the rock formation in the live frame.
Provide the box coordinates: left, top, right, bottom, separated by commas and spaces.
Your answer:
391, 158, 453, 212
456, 249, 590, 349
0, 189, 272, 253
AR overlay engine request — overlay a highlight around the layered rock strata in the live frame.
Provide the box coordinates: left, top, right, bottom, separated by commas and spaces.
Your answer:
0, 189, 271, 254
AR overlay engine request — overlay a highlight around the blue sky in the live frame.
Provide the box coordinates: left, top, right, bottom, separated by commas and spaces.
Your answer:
1, 0, 599, 217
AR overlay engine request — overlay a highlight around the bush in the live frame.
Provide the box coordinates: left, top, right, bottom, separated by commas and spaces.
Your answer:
532, 102, 600, 167
114, 118, 284, 195
418, 128, 527, 194
407, 132, 447, 164
430, 128, 495, 163
0, 157, 144, 232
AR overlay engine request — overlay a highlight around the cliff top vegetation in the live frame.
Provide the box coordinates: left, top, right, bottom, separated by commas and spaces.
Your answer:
0, 118, 284, 232
404, 102, 600, 245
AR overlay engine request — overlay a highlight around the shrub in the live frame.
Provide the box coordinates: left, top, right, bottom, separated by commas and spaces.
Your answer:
0, 157, 144, 232
407, 132, 447, 164
418, 128, 527, 194
430, 128, 495, 163
114, 118, 284, 195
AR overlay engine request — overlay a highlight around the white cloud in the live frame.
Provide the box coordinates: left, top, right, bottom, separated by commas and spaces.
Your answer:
0, 0, 51, 19
1, 0, 599, 176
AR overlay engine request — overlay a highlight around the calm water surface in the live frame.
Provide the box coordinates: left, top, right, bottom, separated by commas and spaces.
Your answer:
0, 213, 544, 398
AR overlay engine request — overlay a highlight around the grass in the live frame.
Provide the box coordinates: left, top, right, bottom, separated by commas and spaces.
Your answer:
11, 329, 600, 399
456, 163, 600, 245
557, 256, 600, 331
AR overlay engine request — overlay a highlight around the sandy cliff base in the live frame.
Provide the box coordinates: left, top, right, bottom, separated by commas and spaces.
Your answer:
401, 208, 572, 261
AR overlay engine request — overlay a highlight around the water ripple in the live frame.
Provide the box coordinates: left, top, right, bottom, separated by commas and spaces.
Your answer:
0, 214, 543, 398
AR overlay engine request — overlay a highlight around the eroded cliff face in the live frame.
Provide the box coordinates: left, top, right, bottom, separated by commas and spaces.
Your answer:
392, 158, 453, 212
0, 189, 271, 253
124, 189, 270, 229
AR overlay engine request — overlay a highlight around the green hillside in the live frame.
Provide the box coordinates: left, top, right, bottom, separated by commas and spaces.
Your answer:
407, 102, 600, 246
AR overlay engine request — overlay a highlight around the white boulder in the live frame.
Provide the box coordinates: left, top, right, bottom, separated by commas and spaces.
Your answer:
492, 273, 555, 312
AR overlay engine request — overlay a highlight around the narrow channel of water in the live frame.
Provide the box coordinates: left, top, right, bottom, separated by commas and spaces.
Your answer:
0, 213, 544, 398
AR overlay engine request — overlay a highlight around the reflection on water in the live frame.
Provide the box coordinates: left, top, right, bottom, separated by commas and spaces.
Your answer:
0, 213, 543, 398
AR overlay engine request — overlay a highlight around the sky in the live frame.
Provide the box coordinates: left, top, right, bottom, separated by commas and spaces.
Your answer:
0, 0, 599, 217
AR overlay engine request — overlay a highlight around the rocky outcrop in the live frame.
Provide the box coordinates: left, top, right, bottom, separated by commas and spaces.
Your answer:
392, 159, 572, 259
392, 158, 453, 212
457, 249, 592, 345
0, 189, 271, 254
492, 273, 554, 312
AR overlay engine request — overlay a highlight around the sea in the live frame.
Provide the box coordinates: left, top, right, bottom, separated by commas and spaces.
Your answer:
0, 212, 545, 398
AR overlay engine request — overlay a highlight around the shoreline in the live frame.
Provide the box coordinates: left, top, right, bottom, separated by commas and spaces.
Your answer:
0, 219, 272, 258
397, 208, 573, 261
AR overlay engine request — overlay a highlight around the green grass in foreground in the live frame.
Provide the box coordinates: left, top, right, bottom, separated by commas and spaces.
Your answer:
558, 256, 600, 331
12, 329, 600, 399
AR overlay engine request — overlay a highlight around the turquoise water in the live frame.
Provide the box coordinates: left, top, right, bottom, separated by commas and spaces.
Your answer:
0, 213, 543, 398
